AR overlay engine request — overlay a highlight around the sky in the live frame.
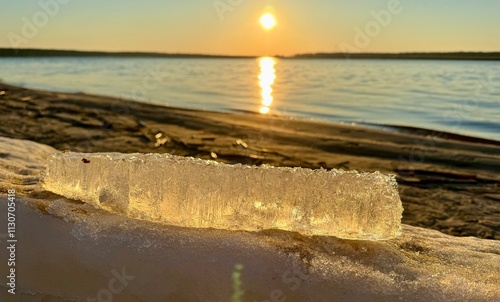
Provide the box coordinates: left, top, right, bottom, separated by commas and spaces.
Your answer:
1, 0, 500, 56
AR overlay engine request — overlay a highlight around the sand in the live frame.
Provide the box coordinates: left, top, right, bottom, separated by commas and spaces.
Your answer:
1, 82, 499, 240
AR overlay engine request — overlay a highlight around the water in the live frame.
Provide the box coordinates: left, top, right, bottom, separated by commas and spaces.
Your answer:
1, 57, 499, 141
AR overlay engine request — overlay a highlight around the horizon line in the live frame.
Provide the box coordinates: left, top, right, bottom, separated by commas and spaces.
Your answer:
1, 48, 500, 60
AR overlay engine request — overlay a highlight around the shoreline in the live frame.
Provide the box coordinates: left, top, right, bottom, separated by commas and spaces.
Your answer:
1, 82, 499, 240
2, 48, 500, 60
4, 80, 500, 146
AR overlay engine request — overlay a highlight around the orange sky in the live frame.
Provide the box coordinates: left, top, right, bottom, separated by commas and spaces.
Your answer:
2, 0, 500, 56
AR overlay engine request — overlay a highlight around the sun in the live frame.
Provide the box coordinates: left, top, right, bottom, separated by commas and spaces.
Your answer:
260, 13, 276, 30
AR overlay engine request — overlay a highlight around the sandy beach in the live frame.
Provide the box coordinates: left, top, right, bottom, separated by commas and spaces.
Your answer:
1, 82, 500, 240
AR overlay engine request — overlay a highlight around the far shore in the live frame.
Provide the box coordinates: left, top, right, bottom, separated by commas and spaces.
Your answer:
1, 48, 500, 60
1, 82, 499, 240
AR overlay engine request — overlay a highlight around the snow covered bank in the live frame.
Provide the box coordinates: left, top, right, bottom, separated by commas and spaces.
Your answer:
0, 137, 499, 301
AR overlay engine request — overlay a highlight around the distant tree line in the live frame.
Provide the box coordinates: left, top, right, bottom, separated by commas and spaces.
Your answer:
0, 48, 253, 59
1, 48, 499, 60
290, 52, 500, 60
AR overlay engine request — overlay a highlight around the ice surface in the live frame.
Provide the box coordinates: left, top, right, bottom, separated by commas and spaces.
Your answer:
42, 152, 403, 240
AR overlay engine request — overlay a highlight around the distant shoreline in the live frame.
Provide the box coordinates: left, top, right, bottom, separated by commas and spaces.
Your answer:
1, 48, 500, 61
290, 52, 500, 61
0, 48, 254, 59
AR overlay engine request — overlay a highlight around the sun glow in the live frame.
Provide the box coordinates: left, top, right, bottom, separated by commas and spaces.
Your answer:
258, 57, 276, 114
260, 13, 276, 30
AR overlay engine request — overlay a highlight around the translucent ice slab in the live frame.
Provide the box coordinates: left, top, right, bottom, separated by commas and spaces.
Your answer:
42, 152, 403, 240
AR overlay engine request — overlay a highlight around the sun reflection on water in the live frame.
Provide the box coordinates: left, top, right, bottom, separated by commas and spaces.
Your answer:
258, 57, 276, 114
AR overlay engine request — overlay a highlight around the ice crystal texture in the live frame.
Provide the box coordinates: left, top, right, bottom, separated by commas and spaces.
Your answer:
42, 152, 402, 240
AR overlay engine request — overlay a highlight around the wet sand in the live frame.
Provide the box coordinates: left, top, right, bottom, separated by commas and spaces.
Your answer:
1, 82, 499, 240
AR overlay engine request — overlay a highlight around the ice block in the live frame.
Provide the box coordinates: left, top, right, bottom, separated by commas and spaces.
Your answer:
42, 152, 403, 240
